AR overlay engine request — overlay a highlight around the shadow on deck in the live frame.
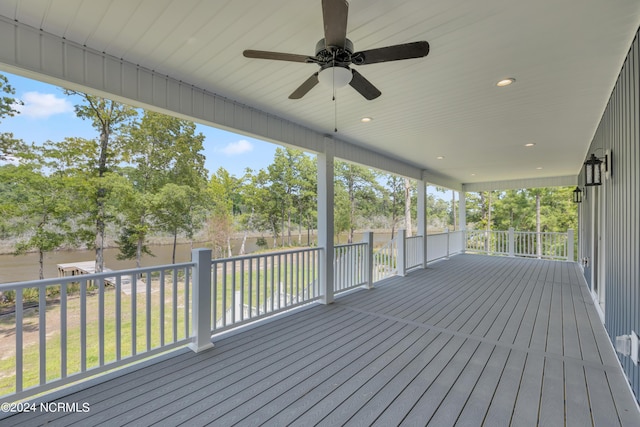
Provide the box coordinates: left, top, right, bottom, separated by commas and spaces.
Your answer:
5, 254, 640, 426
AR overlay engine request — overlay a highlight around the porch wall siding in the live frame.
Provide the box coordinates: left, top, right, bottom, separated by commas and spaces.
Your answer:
580, 27, 640, 401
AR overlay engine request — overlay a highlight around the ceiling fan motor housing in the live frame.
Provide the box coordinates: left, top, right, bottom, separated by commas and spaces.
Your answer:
315, 38, 355, 66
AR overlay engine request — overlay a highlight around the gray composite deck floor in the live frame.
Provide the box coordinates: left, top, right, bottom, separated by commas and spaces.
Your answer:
4, 254, 640, 426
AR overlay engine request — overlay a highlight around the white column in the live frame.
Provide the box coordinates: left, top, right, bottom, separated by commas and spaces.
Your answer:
567, 229, 575, 261
397, 229, 407, 277
318, 139, 335, 304
459, 190, 466, 231
363, 231, 374, 289
459, 190, 466, 253
189, 248, 214, 353
508, 227, 515, 257
417, 180, 427, 268
445, 228, 450, 258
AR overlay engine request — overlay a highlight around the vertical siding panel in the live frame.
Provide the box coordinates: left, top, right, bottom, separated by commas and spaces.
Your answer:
583, 30, 640, 401
628, 46, 634, 379
628, 37, 640, 396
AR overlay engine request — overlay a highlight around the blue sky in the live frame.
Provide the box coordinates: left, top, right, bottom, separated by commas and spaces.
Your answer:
0, 72, 278, 177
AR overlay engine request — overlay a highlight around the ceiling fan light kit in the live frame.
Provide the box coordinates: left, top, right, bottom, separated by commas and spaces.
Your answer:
243, 0, 430, 101
318, 66, 352, 88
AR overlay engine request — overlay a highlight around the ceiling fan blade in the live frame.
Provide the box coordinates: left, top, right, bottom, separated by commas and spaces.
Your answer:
352, 41, 430, 65
322, 0, 348, 49
349, 69, 381, 100
289, 73, 320, 99
243, 50, 313, 63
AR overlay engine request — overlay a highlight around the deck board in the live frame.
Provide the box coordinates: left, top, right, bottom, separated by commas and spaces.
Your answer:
4, 254, 639, 426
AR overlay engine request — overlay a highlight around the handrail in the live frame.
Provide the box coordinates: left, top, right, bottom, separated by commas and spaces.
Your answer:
211, 247, 322, 333
405, 235, 424, 271
334, 242, 368, 293
372, 238, 397, 282
0, 262, 194, 400
466, 229, 572, 260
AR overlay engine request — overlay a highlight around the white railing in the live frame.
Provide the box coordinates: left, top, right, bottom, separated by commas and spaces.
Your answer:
334, 243, 369, 293
0, 262, 194, 400
466, 228, 574, 260
426, 232, 448, 262
426, 229, 466, 263
0, 229, 466, 401
449, 230, 466, 255
211, 247, 321, 333
405, 235, 424, 271
514, 231, 570, 260
466, 230, 510, 256
373, 238, 397, 282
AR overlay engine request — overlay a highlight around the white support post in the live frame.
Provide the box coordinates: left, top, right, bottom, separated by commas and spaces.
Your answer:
567, 229, 574, 261
189, 248, 214, 353
398, 229, 407, 277
445, 228, 450, 259
363, 231, 374, 289
508, 227, 515, 257
459, 190, 467, 253
318, 139, 335, 304
417, 180, 427, 268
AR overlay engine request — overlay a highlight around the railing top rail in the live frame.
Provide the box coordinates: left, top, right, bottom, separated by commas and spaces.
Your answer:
514, 230, 568, 236
0, 261, 196, 291
467, 229, 567, 235
334, 242, 368, 249
212, 246, 322, 264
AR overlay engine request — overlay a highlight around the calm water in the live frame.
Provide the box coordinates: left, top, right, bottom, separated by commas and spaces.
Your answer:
0, 232, 392, 284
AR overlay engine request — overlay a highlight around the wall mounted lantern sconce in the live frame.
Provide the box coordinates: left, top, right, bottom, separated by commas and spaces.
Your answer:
584, 150, 612, 186
572, 186, 582, 203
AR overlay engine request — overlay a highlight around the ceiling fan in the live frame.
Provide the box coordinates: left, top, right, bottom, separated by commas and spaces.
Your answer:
243, 0, 430, 100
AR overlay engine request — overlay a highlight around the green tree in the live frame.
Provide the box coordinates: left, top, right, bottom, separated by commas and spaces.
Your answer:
64, 91, 137, 272
296, 154, 317, 245
0, 163, 75, 279
119, 111, 208, 266
334, 161, 382, 243
208, 168, 236, 258
268, 148, 307, 247
243, 168, 281, 248
154, 183, 207, 263
42, 136, 129, 269
468, 187, 577, 234
384, 174, 404, 239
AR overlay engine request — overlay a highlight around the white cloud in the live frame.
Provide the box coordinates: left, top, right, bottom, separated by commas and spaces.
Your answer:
219, 139, 254, 156
13, 91, 74, 119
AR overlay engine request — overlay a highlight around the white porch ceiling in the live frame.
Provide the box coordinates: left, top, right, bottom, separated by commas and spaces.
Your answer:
0, 0, 638, 186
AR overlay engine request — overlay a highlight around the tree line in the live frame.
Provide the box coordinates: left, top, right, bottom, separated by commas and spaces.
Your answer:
0, 74, 576, 279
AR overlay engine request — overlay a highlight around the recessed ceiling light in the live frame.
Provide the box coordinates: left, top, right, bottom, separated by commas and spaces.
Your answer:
361, 117, 372, 123
524, 143, 536, 147
436, 156, 445, 160
536, 167, 543, 170
497, 78, 516, 87
471, 173, 476, 176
